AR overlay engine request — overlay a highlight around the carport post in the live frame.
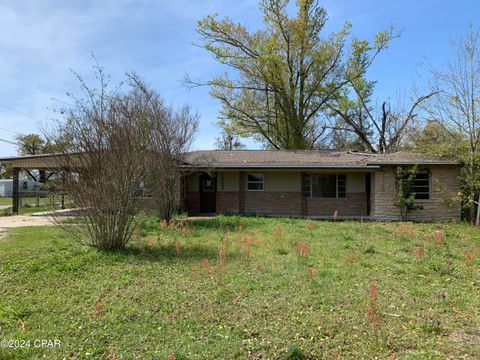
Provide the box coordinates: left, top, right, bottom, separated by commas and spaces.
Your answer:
12, 167, 19, 214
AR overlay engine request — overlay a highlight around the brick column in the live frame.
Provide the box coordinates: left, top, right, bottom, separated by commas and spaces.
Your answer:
12, 167, 19, 214
239, 171, 245, 214
179, 174, 186, 211
301, 172, 310, 217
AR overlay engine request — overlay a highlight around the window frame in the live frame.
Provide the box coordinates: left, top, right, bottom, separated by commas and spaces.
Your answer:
246, 173, 264, 192
411, 171, 431, 201
309, 174, 346, 199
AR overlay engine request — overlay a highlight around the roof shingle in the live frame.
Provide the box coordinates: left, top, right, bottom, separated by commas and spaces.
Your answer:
183, 150, 458, 169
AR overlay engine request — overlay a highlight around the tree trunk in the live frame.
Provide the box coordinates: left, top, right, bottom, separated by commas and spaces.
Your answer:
476, 191, 480, 225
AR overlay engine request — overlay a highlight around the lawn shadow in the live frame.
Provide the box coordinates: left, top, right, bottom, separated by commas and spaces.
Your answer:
117, 242, 241, 264
186, 215, 256, 232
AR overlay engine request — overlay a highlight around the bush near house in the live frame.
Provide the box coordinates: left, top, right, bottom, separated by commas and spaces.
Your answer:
0, 217, 479, 359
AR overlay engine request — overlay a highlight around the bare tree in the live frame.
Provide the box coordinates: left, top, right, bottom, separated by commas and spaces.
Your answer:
419, 24, 480, 224
327, 78, 437, 153
51, 66, 198, 250
214, 128, 246, 150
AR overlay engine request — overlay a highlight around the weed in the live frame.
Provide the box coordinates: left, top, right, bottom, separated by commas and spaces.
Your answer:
243, 241, 251, 258
412, 245, 425, 258
367, 282, 380, 328
274, 225, 285, 237
285, 346, 307, 360
393, 222, 414, 237
423, 317, 442, 334
364, 245, 376, 254
465, 246, 479, 263
203, 258, 211, 273
175, 239, 181, 255
294, 242, 311, 257
218, 243, 227, 266
346, 250, 362, 262
428, 228, 445, 245
301, 243, 311, 256
294, 242, 300, 256
307, 267, 316, 280
93, 298, 103, 321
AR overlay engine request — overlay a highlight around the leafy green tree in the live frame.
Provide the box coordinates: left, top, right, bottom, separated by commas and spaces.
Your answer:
192, 0, 394, 149
15, 133, 68, 183
0, 163, 12, 179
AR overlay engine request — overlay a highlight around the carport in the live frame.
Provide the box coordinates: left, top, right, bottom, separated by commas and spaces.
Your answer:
0, 153, 67, 214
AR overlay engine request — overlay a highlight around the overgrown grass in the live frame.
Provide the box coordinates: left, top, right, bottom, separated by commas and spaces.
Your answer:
0, 216, 479, 359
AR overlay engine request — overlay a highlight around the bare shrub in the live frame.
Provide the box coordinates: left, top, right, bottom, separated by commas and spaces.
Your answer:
130, 75, 198, 221
50, 65, 197, 250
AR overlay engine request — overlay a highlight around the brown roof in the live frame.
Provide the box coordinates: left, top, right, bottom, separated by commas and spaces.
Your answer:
0, 150, 459, 169
183, 150, 459, 169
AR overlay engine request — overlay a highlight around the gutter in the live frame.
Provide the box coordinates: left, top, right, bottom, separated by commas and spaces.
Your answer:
181, 165, 381, 170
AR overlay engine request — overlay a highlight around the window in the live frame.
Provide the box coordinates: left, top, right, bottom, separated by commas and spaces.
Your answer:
303, 174, 346, 198
247, 173, 264, 191
412, 172, 430, 200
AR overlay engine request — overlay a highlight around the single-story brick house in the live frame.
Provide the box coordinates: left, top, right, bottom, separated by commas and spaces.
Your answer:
181, 150, 461, 221
0, 150, 461, 221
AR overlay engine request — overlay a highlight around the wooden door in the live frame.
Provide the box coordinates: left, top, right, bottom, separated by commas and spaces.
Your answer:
200, 173, 216, 213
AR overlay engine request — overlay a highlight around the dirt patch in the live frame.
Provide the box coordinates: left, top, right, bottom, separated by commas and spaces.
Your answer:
449, 329, 480, 344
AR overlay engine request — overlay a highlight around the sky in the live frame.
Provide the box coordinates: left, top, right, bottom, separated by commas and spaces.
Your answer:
0, 0, 478, 156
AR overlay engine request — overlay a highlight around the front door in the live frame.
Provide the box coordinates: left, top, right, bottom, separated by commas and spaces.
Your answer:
200, 173, 216, 213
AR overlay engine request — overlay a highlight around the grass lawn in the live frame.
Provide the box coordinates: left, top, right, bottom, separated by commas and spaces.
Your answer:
0, 216, 479, 359
0, 197, 74, 216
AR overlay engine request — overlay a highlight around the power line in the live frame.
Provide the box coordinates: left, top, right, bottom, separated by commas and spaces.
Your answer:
0, 126, 21, 136
0, 137, 18, 146
0, 103, 41, 122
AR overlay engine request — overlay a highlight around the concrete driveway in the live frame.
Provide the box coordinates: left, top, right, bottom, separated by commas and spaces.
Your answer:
0, 214, 55, 228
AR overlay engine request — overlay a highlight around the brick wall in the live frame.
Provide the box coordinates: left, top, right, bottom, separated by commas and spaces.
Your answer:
244, 192, 302, 216
216, 192, 239, 214
371, 166, 461, 221
306, 193, 368, 217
